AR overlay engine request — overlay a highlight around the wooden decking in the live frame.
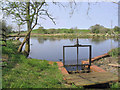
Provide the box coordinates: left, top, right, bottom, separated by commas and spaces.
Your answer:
64, 72, 118, 86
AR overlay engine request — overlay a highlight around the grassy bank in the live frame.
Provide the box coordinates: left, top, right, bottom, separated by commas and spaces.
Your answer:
2, 40, 77, 88
8, 33, 119, 39
108, 47, 120, 57
11, 29, 90, 35
9, 27, 119, 38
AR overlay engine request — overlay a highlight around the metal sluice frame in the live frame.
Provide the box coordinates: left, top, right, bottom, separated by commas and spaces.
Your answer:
63, 42, 92, 71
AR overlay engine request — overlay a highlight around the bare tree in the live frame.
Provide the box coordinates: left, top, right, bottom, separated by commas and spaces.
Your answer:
2, 0, 57, 56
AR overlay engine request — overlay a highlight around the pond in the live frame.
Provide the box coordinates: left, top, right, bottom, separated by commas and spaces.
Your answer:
20, 37, 118, 66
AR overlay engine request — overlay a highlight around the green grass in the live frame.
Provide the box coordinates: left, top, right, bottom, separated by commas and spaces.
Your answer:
31, 29, 90, 34
9, 31, 119, 39
10, 29, 90, 35
108, 47, 120, 57
110, 82, 120, 88
2, 40, 77, 88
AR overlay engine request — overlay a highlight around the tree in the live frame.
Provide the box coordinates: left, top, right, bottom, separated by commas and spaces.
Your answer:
2, 0, 80, 56
0, 20, 13, 46
2, 0, 56, 56
38, 26, 44, 30
90, 24, 100, 33
113, 26, 120, 33
0, 20, 7, 46
0, 20, 12, 34
89, 24, 108, 34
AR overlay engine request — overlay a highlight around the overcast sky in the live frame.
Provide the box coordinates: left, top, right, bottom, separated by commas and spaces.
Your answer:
4, 1, 118, 31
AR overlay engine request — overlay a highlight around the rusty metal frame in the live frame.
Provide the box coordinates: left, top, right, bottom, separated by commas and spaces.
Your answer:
63, 41, 92, 71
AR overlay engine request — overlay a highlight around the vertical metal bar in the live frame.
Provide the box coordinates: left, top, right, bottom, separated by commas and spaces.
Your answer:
88, 45, 92, 71
63, 46, 65, 66
90, 45, 92, 66
77, 46, 78, 71
76, 38, 79, 71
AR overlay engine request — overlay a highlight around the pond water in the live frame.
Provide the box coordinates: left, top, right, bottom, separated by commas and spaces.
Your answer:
19, 37, 118, 67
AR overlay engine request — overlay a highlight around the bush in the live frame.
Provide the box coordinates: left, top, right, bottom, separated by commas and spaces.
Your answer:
108, 47, 120, 57
110, 82, 120, 88
113, 26, 120, 33
90, 24, 109, 34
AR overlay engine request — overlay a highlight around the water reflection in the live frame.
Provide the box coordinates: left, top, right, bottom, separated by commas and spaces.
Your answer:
90, 38, 108, 44
37, 37, 47, 44
37, 37, 115, 45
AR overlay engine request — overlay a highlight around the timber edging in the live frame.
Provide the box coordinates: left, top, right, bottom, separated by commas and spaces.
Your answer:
88, 53, 109, 63
49, 53, 118, 87
49, 53, 110, 80
81, 53, 110, 72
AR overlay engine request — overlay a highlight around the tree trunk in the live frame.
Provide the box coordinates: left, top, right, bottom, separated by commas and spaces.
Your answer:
22, 2, 31, 56
24, 2, 31, 56
24, 33, 30, 56
18, 1, 31, 56
17, 30, 32, 53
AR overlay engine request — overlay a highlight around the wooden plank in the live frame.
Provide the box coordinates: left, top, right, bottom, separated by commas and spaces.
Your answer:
64, 75, 81, 80
77, 72, 117, 77
74, 80, 97, 86
108, 64, 120, 67
87, 75, 118, 84
86, 53, 109, 62
77, 72, 118, 81
66, 75, 96, 85
65, 72, 118, 86
66, 78, 86, 84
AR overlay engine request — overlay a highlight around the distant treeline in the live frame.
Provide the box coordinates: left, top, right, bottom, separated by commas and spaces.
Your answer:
11, 24, 120, 35
31, 24, 120, 34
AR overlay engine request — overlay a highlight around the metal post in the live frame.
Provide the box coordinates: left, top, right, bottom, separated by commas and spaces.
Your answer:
77, 38, 79, 71
63, 46, 65, 66
77, 45, 78, 71
88, 45, 92, 71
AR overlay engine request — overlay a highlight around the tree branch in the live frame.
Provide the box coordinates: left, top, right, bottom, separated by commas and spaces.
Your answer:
45, 10, 56, 25
31, 1, 45, 29
40, 9, 56, 25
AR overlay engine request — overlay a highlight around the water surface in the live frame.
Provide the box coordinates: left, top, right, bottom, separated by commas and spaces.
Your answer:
20, 37, 118, 66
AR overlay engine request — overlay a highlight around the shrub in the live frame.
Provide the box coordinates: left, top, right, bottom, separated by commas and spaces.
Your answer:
108, 47, 120, 57
113, 26, 120, 33
90, 24, 109, 34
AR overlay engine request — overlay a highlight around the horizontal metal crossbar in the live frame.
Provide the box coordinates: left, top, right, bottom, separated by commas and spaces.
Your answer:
64, 64, 90, 67
63, 45, 91, 47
